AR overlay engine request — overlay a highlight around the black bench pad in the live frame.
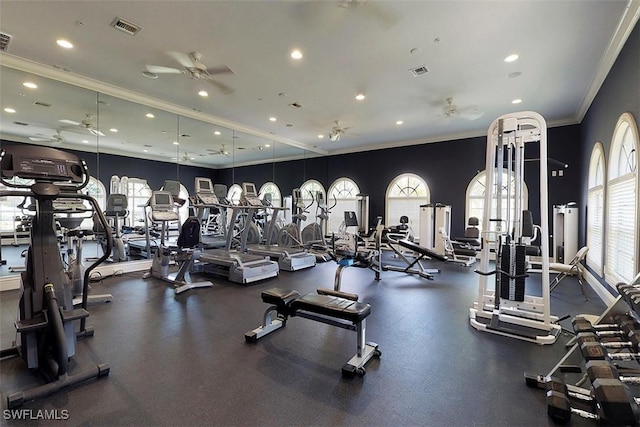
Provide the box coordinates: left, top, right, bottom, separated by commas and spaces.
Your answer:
261, 287, 301, 306
291, 293, 370, 323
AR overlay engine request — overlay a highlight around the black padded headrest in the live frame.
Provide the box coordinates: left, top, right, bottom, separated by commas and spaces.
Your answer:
522, 210, 534, 238
399, 215, 409, 224
468, 217, 479, 226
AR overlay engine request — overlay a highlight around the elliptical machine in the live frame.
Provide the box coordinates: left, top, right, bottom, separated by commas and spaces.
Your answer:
0, 145, 111, 408
301, 191, 336, 249
94, 193, 128, 263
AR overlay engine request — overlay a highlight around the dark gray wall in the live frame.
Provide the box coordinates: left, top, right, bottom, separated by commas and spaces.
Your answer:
578, 21, 640, 287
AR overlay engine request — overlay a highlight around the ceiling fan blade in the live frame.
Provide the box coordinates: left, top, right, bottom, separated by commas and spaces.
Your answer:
146, 64, 184, 74
166, 51, 195, 68
458, 106, 485, 121
206, 65, 234, 76
207, 79, 234, 94
29, 136, 53, 142
59, 119, 80, 126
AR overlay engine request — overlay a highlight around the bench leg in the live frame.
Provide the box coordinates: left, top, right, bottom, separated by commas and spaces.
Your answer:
245, 305, 285, 342
342, 319, 380, 378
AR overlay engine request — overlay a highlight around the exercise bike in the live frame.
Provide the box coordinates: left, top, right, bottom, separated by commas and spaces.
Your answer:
0, 145, 111, 408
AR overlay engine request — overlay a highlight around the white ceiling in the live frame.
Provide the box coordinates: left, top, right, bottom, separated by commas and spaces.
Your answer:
0, 1, 639, 168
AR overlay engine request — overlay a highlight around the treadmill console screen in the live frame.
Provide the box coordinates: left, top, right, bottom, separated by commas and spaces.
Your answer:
242, 182, 257, 196
153, 192, 172, 207
195, 177, 212, 193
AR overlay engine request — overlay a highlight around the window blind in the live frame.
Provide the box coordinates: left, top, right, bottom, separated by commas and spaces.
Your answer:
587, 187, 604, 274
605, 176, 636, 284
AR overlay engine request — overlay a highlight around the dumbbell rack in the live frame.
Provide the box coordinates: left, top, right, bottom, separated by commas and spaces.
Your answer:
524, 271, 640, 425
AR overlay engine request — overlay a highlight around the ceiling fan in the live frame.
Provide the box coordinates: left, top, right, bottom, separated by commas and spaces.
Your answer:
145, 51, 235, 94
440, 97, 484, 121
328, 121, 351, 142
207, 145, 230, 156
58, 114, 105, 136
29, 129, 64, 144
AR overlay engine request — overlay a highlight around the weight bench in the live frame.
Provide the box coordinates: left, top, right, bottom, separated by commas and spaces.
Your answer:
245, 287, 380, 378
384, 237, 447, 279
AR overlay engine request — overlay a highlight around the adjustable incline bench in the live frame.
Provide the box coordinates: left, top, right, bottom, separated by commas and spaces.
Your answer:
384, 237, 448, 280
245, 287, 380, 378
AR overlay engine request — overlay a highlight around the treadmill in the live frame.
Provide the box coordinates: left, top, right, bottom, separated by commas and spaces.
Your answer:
191, 178, 279, 284
241, 182, 316, 271
191, 177, 228, 249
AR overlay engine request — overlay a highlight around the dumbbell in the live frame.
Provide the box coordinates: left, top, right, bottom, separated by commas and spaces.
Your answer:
546, 377, 640, 425
577, 330, 640, 352
586, 359, 640, 386
572, 315, 639, 337
580, 340, 640, 362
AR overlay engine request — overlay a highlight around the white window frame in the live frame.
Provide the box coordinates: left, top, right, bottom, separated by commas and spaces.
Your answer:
605, 112, 638, 285
259, 182, 282, 207
385, 173, 430, 237
123, 177, 152, 228
586, 143, 605, 275
465, 170, 528, 235
299, 180, 326, 230
327, 177, 360, 233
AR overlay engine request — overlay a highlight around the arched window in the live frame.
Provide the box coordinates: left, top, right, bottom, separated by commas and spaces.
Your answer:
605, 113, 638, 285
123, 177, 152, 227
79, 176, 107, 230
586, 143, 605, 275
465, 170, 528, 234
299, 180, 326, 230
259, 182, 282, 207
385, 173, 429, 237
327, 178, 360, 233
227, 184, 242, 205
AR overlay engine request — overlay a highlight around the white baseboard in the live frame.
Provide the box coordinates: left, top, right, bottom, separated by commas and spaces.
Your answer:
0, 259, 152, 292
584, 268, 617, 306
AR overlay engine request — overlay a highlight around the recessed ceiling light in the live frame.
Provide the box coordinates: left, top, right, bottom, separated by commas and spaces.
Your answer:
290, 49, 303, 60
173, 141, 179, 145
198, 90, 208, 97
143, 149, 148, 152
82, 140, 89, 144
214, 131, 221, 135
355, 94, 365, 101
504, 54, 519, 63
146, 113, 155, 118
56, 39, 73, 49
265, 144, 271, 148
23, 82, 37, 89
110, 128, 118, 133
269, 117, 277, 122
4, 107, 16, 113
512, 99, 522, 104
318, 134, 324, 139
396, 120, 404, 125
507, 72, 522, 79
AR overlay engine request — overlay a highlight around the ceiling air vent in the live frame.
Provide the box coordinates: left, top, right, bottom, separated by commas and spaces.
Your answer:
0, 32, 12, 51
409, 65, 429, 76
289, 102, 304, 109
33, 101, 52, 108
110, 17, 142, 35
13, 121, 29, 126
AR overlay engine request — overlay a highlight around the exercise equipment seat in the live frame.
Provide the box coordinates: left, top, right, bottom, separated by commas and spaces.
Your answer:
247, 287, 380, 377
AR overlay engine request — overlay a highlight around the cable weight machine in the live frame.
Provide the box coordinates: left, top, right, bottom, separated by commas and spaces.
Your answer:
469, 111, 561, 345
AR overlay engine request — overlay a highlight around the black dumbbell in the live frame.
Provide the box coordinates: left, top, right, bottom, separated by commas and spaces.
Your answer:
577, 331, 640, 352
580, 340, 640, 362
586, 359, 640, 386
546, 377, 640, 425
572, 316, 639, 339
